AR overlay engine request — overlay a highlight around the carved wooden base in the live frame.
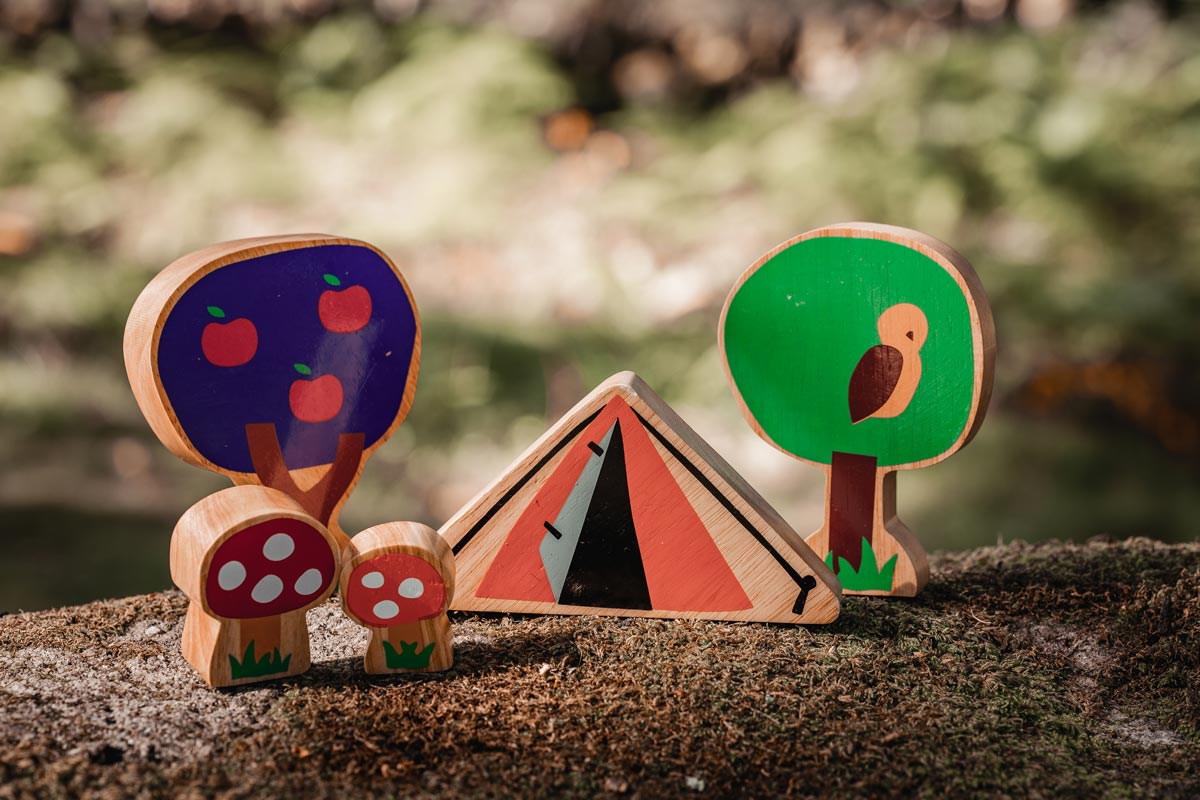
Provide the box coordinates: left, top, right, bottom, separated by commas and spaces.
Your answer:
807, 466, 929, 597
181, 602, 314, 688
362, 616, 454, 674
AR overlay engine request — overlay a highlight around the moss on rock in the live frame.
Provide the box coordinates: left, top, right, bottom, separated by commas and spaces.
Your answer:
1, 538, 1197, 798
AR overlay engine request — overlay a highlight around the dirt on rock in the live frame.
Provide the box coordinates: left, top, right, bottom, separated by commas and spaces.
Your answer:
1, 538, 1197, 799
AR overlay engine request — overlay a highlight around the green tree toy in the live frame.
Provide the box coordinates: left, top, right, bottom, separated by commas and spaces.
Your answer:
720, 223, 995, 596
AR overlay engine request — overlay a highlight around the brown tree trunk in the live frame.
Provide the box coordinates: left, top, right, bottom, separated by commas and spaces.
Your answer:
827, 451, 878, 571
244, 422, 364, 526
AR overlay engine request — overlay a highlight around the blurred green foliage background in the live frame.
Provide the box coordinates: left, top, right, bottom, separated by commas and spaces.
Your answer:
1, 0, 1197, 611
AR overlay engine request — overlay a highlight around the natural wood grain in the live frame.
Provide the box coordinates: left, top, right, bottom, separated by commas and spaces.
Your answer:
170, 485, 341, 687
123, 234, 421, 552
339, 522, 456, 674
807, 466, 928, 596
440, 372, 841, 624
719, 222, 995, 597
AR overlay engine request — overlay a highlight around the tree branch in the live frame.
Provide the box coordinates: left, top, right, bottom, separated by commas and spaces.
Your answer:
244, 422, 365, 525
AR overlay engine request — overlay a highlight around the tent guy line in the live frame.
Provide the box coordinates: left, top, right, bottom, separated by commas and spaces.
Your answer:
627, 406, 814, 600
450, 408, 604, 556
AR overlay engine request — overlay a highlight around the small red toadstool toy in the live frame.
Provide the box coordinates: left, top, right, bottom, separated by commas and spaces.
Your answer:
339, 522, 455, 673
171, 485, 340, 687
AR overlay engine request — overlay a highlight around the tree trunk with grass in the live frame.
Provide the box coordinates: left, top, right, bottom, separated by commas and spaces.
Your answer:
827, 451, 878, 572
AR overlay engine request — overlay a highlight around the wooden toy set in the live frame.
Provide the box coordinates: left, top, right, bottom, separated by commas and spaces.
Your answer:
124, 224, 994, 688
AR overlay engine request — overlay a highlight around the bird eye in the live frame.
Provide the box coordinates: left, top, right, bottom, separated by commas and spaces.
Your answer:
906, 331, 914, 340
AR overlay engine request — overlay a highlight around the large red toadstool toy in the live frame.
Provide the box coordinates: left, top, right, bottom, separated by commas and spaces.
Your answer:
171, 485, 340, 687
339, 522, 455, 673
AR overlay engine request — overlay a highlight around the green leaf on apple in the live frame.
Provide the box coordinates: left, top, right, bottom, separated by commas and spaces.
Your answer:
207, 306, 226, 319
294, 363, 313, 376
323, 274, 342, 287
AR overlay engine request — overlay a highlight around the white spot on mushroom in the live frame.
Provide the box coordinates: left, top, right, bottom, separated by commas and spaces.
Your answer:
251, 575, 283, 604
373, 600, 399, 620
294, 568, 324, 596
263, 533, 295, 561
217, 561, 246, 591
361, 571, 384, 589
398, 578, 425, 599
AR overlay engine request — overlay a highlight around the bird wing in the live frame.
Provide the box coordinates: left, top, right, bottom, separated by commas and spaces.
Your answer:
848, 344, 904, 424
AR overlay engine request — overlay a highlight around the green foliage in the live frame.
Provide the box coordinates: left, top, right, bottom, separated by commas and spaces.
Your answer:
605, 26, 1200, 362
228, 641, 292, 680
825, 538, 898, 592
0, 9, 1197, 611
382, 639, 436, 670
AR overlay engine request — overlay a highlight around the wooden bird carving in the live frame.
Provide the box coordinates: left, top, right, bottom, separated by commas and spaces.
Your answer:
848, 303, 928, 424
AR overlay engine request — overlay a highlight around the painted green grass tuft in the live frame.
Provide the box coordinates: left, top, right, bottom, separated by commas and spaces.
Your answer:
382, 640, 435, 669
826, 537, 898, 592
229, 641, 292, 680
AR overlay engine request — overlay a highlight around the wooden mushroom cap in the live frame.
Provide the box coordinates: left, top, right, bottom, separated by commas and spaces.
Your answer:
171, 485, 340, 621
339, 522, 455, 628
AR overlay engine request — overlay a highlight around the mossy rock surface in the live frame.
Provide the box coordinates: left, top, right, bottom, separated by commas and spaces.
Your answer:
1, 538, 1197, 799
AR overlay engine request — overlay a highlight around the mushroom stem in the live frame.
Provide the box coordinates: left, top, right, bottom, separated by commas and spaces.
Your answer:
383, 622, 423, 650
181, 603, 312, 687
181, 601, 221, 682
239, 615, 283, 658
367, 617, 452, 673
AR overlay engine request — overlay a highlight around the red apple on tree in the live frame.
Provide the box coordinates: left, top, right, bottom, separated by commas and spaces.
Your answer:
289, 364, 344, 423
318, 274, 372, 333
201, 306, 257, 367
